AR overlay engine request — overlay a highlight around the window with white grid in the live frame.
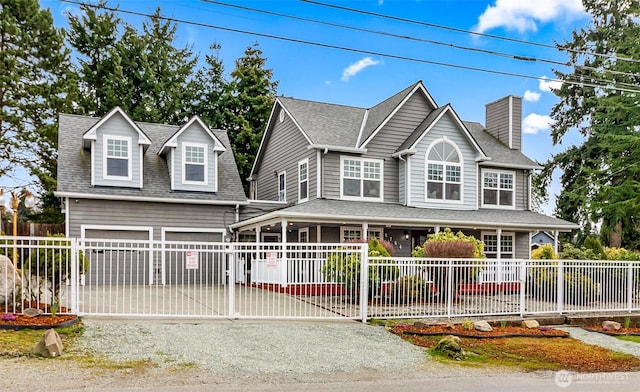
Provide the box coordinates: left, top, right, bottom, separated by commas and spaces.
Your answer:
341, 157, 383, 201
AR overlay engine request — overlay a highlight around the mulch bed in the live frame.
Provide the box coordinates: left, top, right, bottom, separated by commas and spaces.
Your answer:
0, 301, 79, 330
393, 323, 570, 338
582, 326, 640, 336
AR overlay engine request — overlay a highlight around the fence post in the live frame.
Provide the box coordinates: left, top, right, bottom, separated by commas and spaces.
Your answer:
227, 243, 235, 318
627, 261, 634, 312
70, 238, 78, 314
519, 259, 526, 318
447, 259, 453, 318
557, 260, 564, 314
360, 244, 368, 322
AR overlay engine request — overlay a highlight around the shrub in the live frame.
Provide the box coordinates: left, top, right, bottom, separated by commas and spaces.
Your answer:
322, 238, 399, 298
604, 247, 640, 261
583, 236, 605, 259
423, 228, 484, 258
531, 244, 557, 260
559, 243, 599, 260
411, 246, 425, 258
388, 274, 427, 304
24, 234, 89, 304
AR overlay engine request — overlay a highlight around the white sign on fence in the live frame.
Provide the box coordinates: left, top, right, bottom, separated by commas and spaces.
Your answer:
266, 252, 277, 269
186, 251, 199, 270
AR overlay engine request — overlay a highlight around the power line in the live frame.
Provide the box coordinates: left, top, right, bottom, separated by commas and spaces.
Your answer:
201, 0, 568, 68
301, 0, 640, 65
60, 0, 640, 94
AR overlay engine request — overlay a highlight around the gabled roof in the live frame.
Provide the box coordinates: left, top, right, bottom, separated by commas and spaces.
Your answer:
57, 113, 246, 203
158, 115, 227, 156
395, 104, 486, 159
278, 97, 365, 147
359, 81, 437, 147
464, 121, 541, 169
82, 106, 151, 150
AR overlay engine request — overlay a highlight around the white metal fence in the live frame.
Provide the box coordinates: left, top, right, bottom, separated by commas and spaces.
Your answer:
1, 236, 640, 321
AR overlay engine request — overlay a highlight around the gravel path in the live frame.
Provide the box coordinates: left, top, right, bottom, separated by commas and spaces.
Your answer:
74, 319, 475, 383
556, 326, 640, 358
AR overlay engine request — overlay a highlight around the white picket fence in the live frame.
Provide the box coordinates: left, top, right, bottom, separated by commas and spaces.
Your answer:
1, 236, 640, 321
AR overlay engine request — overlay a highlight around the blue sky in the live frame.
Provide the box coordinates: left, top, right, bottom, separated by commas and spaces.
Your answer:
6, 0, 591, 214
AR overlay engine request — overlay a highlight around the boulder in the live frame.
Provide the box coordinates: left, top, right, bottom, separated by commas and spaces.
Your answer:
33, 329, 63, 357
435, 335, 464, 360
0, 255, 21, 307
522, 319, 540, 329
474, 320, 493, 332
602, 320, 622, 331
23, 308, 43, 317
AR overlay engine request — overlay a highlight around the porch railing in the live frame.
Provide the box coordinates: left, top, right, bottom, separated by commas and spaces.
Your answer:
1, 236, 639, 321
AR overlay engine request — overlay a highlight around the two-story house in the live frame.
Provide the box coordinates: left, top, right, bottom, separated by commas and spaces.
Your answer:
55, 107, 247, 283
231, 81, 578, 259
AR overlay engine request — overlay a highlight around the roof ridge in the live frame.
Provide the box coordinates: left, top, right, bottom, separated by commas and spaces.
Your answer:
279, 96, 365, 110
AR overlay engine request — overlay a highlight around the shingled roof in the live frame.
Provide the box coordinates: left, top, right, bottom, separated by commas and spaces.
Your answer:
56, 113, 247, 203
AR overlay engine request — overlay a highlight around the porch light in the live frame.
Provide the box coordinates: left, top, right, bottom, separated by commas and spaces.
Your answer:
0, 189, 36, 269
404, 230, 410, 240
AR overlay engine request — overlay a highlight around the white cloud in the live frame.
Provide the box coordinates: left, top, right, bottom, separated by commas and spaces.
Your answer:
539, 76, 563, 92
523, 113, 553, 134
523, 90, 541, 102
475, 0, 584, 33
341, 57, 381, 82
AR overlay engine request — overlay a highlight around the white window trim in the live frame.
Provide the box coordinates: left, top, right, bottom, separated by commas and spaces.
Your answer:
298, 158, 309, 203
340, 226, 383, 243
161, 227, 226, 243
103, 135, 133, 181
424, 138, 464, 204
339, 156, 384, 202
298, 227, 309, 243
481, 168, 516, 209
278, 171, 286, 202
182, 142, 208, 185
481, 231, 515, 259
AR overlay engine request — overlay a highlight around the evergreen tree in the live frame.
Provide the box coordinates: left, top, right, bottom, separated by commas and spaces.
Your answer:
194, 43, 230, 130
538, 0, 640, 248
0, 0, 75, 222
226, 43, 278, 187
66, 0, 121, 116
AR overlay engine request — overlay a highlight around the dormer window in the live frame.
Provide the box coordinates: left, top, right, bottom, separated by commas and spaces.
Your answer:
426, 139, 462, 202
104, 135, 132, 180
183, 143, 207, 184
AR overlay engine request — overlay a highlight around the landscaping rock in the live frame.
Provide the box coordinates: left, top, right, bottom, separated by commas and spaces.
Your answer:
0, 255, 21, 307
34, 329, 63, 357
23, 308, 43, 318
522, 319, 540, 329
474, 320, 493, 332
435, 335, 464, 360
602, 320, 622, 331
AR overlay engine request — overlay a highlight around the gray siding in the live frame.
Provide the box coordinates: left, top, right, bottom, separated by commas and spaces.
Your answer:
172, 122, 219, 192
68, 198, 232, 240
408, 112, 478, 210
485, 96, 522, 150
363, 92, 432, 203
322, 153, 341, 199
515, 231, 530, 258
92, 114, 142, 188
478, 166, 528, 210
256, 108, 315, 202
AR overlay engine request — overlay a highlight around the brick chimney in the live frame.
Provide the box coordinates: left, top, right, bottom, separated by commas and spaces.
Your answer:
485, 95, 522, 150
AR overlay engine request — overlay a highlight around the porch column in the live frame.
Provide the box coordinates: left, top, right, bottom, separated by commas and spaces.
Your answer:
281, 218, 288, 287
434, 225, 440, 234
316, 225, 321, 242
362, 222, 368, 241
255, 226, 261, 243
281, 219, 288, 244
496, 228, 502, 259
553, 230, 559, 255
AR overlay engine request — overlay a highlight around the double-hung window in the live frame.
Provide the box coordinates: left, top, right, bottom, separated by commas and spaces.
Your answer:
104, 136, 131, 179
298, 159, 309, 202
183, 143, 207, 184
340, 226, 383, 242
482, 170, 514, 207
341, 157, 383, 201
482, 233, 514, 259
426, 140, 462, 201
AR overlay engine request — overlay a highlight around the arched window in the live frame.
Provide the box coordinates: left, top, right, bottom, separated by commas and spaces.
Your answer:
426, 139, 462, 201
